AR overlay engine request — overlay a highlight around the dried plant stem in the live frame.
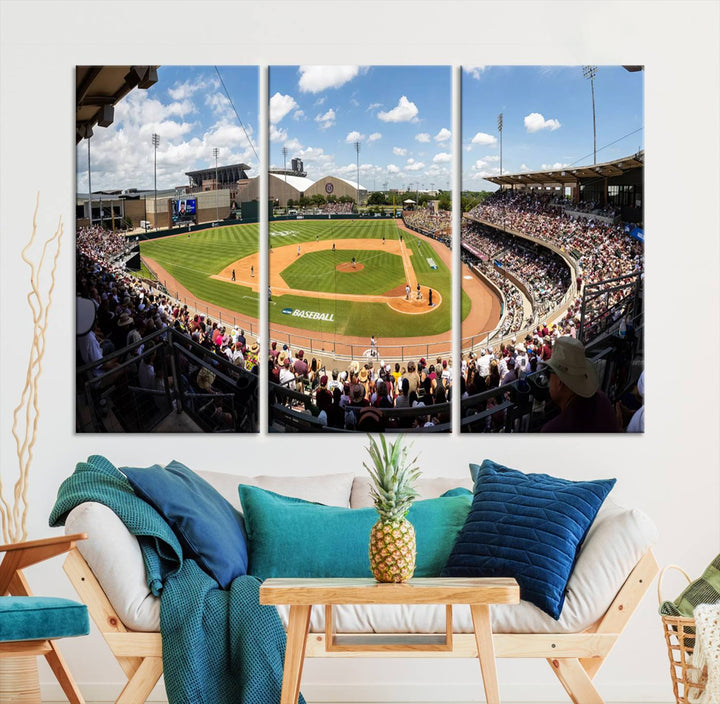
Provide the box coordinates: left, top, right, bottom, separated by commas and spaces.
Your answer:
0, 194, 63, 543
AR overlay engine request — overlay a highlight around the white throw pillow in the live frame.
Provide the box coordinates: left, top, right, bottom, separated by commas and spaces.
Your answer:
199, 470, 356, 511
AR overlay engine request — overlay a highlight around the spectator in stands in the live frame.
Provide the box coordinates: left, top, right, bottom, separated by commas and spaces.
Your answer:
540, 337, 618, 432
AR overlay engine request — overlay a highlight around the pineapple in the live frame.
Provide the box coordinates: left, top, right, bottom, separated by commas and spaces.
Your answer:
364, 434, 421, 583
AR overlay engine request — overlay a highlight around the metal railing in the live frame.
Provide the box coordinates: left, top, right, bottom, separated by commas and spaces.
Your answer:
460, 328, 643, 433
77, 327, 258, 433
269, 380, 452, 433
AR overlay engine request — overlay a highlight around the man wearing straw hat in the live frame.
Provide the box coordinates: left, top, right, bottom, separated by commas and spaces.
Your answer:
540, 337, 618, 433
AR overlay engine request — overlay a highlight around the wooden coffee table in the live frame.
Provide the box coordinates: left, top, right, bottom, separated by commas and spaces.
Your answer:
260, 577, 520, 704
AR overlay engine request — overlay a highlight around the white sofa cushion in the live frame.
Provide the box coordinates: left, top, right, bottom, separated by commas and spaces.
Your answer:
64, 475, 657, 636
198, 470, 356, 512
65, 501, 161, 632
350, 475, 473, 509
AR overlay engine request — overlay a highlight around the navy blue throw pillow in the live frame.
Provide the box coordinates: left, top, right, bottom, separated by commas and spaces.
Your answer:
122, 460, 247, 588
441, 460, 615, 619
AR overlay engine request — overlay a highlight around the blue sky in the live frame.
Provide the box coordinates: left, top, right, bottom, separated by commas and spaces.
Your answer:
462, 66, 644, 190
76, 66, 259, 191
269, 66, 451, 191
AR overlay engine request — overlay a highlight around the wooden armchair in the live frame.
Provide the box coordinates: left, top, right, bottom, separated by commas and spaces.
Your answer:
0, 533, 89, 704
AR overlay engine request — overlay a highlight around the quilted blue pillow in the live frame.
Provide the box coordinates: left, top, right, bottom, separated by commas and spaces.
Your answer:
121, 460, 248, 589
441, 459, 615, 619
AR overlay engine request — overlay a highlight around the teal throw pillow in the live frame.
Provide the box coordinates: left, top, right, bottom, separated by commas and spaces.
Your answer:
238, 485, 471, 580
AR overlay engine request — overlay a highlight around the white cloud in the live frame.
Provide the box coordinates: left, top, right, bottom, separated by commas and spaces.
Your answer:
472, 159, 487, 170
468, 166, 501, 181
350, 98, 360, 107
406, 160, 425, 171
367, 102, 382, 111
393, 147, 407, 156
378, 96, 419, 123
314, 97, 325, 106
345, 130, 365, 143
368, 132, 382, 142
77, 86, 259, 191
434, 128, 451, 142
463, 66, 487, 80
541, 162, 570, 170
270, 124, 287, 143
415, 133, 431, 143
520, 164, 531, 172
269, 92, 298, 124
168, 78, 216, 101
433, 152, 452, 163
471, 132, 497, 146
315, 108, 336, 130
524, 112, 561, 133
283, 137, 303, 152
386, 164, 400, 174
203, 93, 234, 122
299, 65, 362, 93
292, 110, 305, 120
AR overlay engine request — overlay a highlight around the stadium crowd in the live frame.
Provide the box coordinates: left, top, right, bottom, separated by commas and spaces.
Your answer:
76, 226, 260, 430
269, 347, 453, 431
467, 190, 643, 287
464, 190, 643, 341
320, 201, 354, 214
402, 207, 451, 236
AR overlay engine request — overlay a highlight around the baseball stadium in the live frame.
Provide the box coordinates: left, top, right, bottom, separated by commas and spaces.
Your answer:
74, 64, 644, 435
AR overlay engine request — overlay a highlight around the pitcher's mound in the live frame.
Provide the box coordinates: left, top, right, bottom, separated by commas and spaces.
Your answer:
336, 262, 364, 272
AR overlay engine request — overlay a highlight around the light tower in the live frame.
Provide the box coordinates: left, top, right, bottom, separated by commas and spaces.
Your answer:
582, 65, 598, 165
213, 147, 219, 221
497, 113, 503, 178
282, 146, 288, 184
152, 133, 160, 229
354, 140, 361, 208
85, 126, 93, 225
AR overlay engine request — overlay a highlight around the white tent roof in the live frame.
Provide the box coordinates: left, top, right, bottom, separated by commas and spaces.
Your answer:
332, 175, 369, 192
269, 173, 317, 191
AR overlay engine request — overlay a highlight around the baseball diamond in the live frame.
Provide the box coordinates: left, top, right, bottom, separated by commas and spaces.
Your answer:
139, 219, 502, 353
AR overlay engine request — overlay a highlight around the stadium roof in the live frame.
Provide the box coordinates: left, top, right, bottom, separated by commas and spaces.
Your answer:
76, 66, 159, 143
485, 151, 644, 187
269, 173, 317, 191
333, 175, 368, 192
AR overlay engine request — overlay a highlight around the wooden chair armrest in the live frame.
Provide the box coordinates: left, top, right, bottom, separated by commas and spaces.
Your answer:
1, 533, 87, 594
0, 533, 87, 554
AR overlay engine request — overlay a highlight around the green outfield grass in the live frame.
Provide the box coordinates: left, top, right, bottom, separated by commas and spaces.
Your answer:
138, 220, 472, 340
280, 249, 406, 295
270, 220, 465, 339
139, 223, 259, 317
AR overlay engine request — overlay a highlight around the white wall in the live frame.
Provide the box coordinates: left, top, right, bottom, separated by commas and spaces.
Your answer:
1, 2, 718, 702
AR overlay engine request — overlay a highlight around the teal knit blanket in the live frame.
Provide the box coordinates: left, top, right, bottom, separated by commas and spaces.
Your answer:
49, 455, 305, 704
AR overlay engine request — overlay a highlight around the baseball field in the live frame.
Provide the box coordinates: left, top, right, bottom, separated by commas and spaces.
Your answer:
141, 219, 475, 342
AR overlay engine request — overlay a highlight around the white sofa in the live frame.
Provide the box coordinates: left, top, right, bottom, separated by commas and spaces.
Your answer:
63, 469, 659, 704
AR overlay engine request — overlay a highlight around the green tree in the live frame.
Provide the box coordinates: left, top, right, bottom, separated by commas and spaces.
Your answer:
339, 195, 354, 204
298, 196, 311, 208
367, 191, 386, 205
286, 198, 295, 208
310, 194, 326, 206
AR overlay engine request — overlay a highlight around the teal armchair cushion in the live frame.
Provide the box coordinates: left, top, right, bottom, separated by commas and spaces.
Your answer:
0, 597, 89, 642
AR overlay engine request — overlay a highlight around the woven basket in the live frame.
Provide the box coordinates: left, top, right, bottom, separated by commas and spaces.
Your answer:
659, 565, 708, 704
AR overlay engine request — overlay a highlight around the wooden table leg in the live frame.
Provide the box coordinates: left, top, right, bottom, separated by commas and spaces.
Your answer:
470, 604, 501, 704
281, 604, 312, 704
